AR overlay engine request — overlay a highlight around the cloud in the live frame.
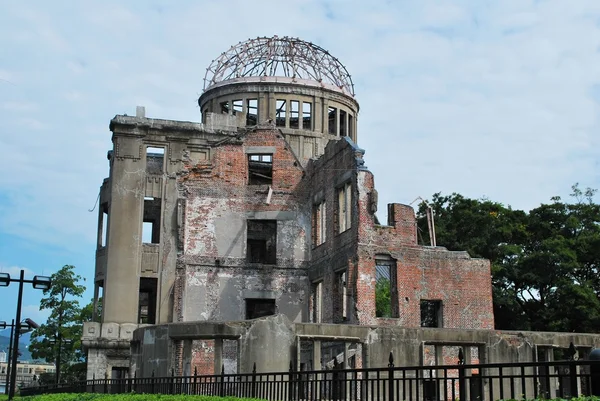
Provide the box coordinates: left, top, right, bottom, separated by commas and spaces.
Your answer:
0, 0, 599, 303
0, 265, 35, 279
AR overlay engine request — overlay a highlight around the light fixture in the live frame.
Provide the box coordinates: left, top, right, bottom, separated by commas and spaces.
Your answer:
0, 273, 9, 286
32, 275, 51, 290
24, 318, 39, 329
0, 321, 6, 330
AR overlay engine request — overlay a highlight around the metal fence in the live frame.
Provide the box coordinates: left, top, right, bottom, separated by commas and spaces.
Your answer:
21, 355, 600, 400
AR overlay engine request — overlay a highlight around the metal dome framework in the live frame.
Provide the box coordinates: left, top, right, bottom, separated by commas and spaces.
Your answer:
203, 36, 355, 96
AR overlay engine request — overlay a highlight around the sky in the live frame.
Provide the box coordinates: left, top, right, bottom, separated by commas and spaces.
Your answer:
1, 0, 600, 328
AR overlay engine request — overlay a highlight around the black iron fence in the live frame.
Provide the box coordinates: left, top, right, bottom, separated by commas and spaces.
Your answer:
21, 355, 600, 400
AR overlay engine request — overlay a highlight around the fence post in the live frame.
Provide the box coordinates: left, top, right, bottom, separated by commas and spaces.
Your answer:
219, 364, 225, 397
92, 373, 95, 393
171, 368, 175, 395
252, 363, 257, 399
194, 366, 198, 395
288, 360, 295, 401
151, 370, 155, 394
104, 371, 108, 394
388, 352, 395, 401
458, 348, 466, 401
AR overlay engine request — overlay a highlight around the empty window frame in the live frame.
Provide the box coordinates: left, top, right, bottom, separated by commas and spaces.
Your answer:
232, 99, 243, 115
98, 204, 108, 247
312, 200, 326, 246
348, 115, 354, 139
420, 300, 443, 328
328, 107, 338, 135
339, 109, 348, 137
248, 154, 273, 185
311, 281, 323, 323
246, 99, 258, 126
220, 101, 230, 114
146, 146, 164, 174
302, 102, 312, 130
334, 270, 347, 322
246, 298, 276, 319
276, 99, 287, 127
337, 182, 352, 233
290, 100, 300, 129
142, 197, 161, 244
375, 256, 398, 318
138, 277, 157, 324
247, 219, 277, 264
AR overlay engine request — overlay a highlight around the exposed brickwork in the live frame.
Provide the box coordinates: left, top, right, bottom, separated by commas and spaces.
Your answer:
305, 137, 494, 330
191, 340, 216, 375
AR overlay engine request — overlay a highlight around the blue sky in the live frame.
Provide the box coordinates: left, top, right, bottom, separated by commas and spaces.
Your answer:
1, 0, 600, 327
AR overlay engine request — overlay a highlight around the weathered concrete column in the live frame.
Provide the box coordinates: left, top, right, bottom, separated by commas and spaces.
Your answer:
103, 152, 144, 324
313, 341, 322, 370
214, 338, 224, 374
182, 340, 193, 376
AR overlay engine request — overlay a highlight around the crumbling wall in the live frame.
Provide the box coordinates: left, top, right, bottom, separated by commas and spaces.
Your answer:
178, 129, 311, 324
305, 137, 363, 324
355, 170, 494, 329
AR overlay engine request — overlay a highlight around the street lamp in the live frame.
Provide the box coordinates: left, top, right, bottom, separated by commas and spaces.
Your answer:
0, 319, 38, 395
1, 270, 51, 400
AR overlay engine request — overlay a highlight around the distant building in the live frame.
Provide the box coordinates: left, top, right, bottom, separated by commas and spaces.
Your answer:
0, 361, 55, 388
0, 351, 6, 363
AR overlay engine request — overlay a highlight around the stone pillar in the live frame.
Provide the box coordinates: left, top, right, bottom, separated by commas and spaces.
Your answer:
183, 340, 193, 376
103, 140, 144, 324
214, 338, 224, 374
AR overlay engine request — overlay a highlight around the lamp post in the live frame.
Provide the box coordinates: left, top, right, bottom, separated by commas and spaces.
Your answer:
48, 336, 72, 384
0, 319, 38, 395
0, 270, 51, 400
0, 320, 14, 395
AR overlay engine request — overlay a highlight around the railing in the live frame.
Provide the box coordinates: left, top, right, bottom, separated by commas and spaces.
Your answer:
21, 356, 600, 400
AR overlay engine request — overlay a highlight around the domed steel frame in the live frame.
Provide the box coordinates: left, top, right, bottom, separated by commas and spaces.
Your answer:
203, 36, 355, 96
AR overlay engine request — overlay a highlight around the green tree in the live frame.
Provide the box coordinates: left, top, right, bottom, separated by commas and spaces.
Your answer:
29, 265, 86, 383
375, 278, 392, 318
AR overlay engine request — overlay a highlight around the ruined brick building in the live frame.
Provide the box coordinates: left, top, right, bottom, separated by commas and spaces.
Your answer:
82, 37, 599, 382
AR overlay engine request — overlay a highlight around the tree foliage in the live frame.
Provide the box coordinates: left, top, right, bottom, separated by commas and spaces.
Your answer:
375, 278, 392, 318
29, 265, 87, 382
417, 184, 600, 332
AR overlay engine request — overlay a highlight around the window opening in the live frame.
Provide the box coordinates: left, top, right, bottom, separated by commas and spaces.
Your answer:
349, 115, 354, 139
232, 99, 243, 115
334, 270, 347, 322
247, 220, 277, 264
337, 183, 352, 233
303, 102, 312, 130
312, 281, 323, 323
246, 99, 258, 125
142, 197, 161, 244
375, 257, 397, 318
328, 107, 338, 135
220, 101, 230, 114
99, 204, 108, 247
420, 300, 443, 328
246, 298, 276, 319
146, 146, 164, 174
312, 201, 326, 246
339, 110, 347, 137
290, 100, 299, 129
138, 277, 157, 324
248, 154, 273, 185
276, 99, 287, 127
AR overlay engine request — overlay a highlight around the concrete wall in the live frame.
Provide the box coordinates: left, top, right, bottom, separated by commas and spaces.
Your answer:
131, 316, 600, 378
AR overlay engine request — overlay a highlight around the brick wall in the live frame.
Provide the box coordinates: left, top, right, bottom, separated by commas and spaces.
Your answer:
305, 136, 494, 330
